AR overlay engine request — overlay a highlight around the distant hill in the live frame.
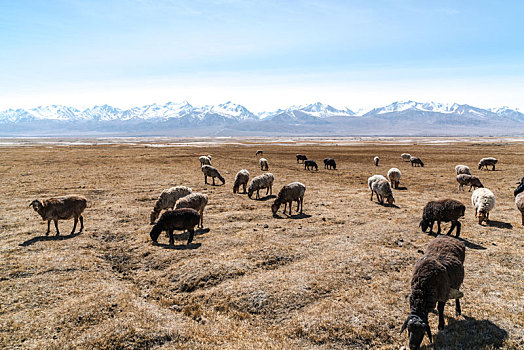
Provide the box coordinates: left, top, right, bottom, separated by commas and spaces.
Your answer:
1, 101, 523, 136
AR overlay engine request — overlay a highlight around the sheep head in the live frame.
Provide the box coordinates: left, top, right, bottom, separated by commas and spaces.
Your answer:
400, 314, 432, 350
385, 195, 395, 206
477, 210, 488, 224
29, 199, 43, 212
271, 200, 281, 215
247, 188, 254, 199
149, 223, 162, 243
419, 219, 429, 232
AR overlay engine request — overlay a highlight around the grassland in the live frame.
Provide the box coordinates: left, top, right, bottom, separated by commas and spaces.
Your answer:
0, 138, 522, 349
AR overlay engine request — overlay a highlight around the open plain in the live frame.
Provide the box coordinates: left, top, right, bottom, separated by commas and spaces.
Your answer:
0, 138, 523, 349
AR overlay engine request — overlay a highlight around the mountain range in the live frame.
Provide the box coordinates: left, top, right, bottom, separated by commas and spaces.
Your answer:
1, 101, 523, 136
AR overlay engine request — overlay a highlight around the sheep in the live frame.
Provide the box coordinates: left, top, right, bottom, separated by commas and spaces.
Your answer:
368, 175, 388, 201
259, 157, 269, 171
29, 195, 87, 236
374, 156, 379, 166
174, 193, 208, 228
304, 160, 318, 171
410, 156, 424, 167
401, 153, 412, 162
478, 157, 497, 171
149, 208, 200, 246
401, 235, 465, 350
515, 193, 524, 225
150, 186, 193, 224
201, 165, 225, 186
233, 169, 250, 194
256, 150, 263, 157
513, 177, 524, 197
419, 199, 466, 237
323, 158, 336, 169
296, 154, 307, 163
456, 174, 483, 192
247, 173, 274, 199
471, 188, 495, 224
199, 155, 211, 166
371, 179, 395, 206
455, 165, 471, 175
387, 168, 401, 189
271, 182, 306, 216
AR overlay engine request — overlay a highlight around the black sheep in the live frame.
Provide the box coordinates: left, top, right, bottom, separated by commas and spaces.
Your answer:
401, 235, 465, 350
304, 160, 318, 171
410, 157, 424, 167
514, 177, 524, 197
323, 158, 336, 169
419, 199, 465, 237
296, 154, 307, 163
149, 208, 200, 246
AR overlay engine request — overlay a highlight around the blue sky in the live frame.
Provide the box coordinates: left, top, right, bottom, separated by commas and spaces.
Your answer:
0, 0, 523, 111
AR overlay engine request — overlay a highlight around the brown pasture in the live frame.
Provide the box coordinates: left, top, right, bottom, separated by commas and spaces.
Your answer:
0, 139, 522, 349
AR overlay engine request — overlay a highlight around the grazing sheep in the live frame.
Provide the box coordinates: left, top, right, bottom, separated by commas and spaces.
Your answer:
175, 193, 208, 228
478, 157, 497, 171
259, 157, 269, 171
514, 177, 524, 197
410, 157, 424, 167
233, 169, 250, 194
149, 208, 200, 246
201, 165, 225, 186
401, 153, 412, 162
296, 154, 307, 163
401, 236, 465, 350
515, 193, 524, 225
455, 165, 471, 175
271, 182, 306, 216
323, 158, 336, 169
199, 155, 211, 166
374, 156, 379, 166
256, 150, 263, 157
387, 168, 402, 189
150, 186, 193, 224
248, 173, 274, 199
304, 160, 318, 171
419, 199, 466, 237
472, 188, 495, 224
29, 195, 87, 236
456, 174, 483, 192
368, 175, 388, 201
371, 179, 395, 206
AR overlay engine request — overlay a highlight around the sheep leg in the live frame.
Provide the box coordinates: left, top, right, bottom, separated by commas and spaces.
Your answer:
521, 211, 524, 225
204, 175, 208, 184
428, 221, 434, 234
79, 215, 84, 232
296, 199, 300, 212
437, 301, 446, 330
266, 187, 270, 195
243, 184, 247, 193
446, 221, 455, 236
212, 177, 216, 186
456, 298, 461, 316
187, 228, 195, 245
289, 201, 293, 215
256, 189, 260, 199
437, 221, 441, 234
492, 164, 495, 171
46, 220, 51, 235
199, 210, 204, 228
300, 197, 303, 213
455, 221, 461, 237
370, 190, 373, 201
474, 208, 477, 217
54, 220, 60, 236
269, 185, 272, 196
283, 202, 287, 214
168, 229, 174, 246
71, 217, 78, 235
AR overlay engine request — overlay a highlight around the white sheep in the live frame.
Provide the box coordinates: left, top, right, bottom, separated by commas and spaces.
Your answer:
515, 192, 524, 226
374, 156, 380, 166
233, 169, 250, 194
175, 192, 208, 228
371, 179, 395, 206
150, 186, 192, 224
401, 153, 411, 162
471, 188, 495, 224
199, 155, 211, 167
368, 175, 387, 201
455, 165, 471, 175
387, 168, 402, 189
478, 157, 497, 171
248, 173, 274, 199
259, 157, 269, 171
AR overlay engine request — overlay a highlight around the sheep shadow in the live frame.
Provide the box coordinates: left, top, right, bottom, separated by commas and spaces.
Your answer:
19, 231, 82, 247
426, 232, 486, 250
153, 242, 201, 250
253, 195, 276, 201
273, 213, 312, 220
485, 220, 512, 229
427, 316, 507, 350
396, 186, 408, 191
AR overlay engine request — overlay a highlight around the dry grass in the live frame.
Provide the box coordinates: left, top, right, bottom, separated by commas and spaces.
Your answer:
0, 139, 523, 349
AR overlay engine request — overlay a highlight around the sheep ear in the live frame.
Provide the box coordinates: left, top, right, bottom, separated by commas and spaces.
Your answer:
425, 324, 432, 343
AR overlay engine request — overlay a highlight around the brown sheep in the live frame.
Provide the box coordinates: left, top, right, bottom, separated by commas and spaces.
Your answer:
29, 195, 87, 235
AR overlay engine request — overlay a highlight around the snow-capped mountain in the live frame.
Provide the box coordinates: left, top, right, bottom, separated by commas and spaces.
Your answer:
0, 100, 523, 136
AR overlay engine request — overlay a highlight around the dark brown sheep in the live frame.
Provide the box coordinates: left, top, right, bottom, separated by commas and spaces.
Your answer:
29, 195, 87, 236
296, 154, 307, 163
149, 208, 200, 246
410, 157, 424, 167
304, 160, 318, 171
323, 158, 336, 169
271, 182, 306, 216
401, 236, 465, 350
419, 199, 465, 237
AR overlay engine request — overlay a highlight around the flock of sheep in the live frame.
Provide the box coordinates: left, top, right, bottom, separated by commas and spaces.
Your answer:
27, 148, 523, 350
